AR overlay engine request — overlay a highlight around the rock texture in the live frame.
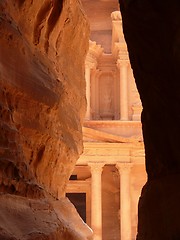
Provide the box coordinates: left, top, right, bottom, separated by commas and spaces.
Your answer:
119, 1, 180, 239
0, 0, 92, 239
0, 194, 92, 240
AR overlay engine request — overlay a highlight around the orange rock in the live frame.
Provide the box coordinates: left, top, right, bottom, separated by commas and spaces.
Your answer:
0, 0, 91, 239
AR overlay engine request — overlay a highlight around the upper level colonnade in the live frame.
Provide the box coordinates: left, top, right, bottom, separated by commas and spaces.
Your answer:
85, 11, 142, 122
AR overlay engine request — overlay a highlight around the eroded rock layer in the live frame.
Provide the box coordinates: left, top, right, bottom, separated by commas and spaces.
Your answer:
119, 1, 180, 239
0, 0, 92, 239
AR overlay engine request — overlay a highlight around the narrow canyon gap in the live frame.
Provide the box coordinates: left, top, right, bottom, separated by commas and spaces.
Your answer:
119, 0, 180, 239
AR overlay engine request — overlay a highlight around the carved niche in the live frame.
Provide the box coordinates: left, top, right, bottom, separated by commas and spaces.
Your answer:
90, 69, 118, 120
99, 71, 115, 120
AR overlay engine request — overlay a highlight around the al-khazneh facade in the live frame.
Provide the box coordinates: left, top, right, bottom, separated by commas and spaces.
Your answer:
66, 11, 147, 240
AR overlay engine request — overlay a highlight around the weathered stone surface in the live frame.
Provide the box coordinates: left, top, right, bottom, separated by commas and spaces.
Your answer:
0, 0, 91, 239
119, 0, 180, 239
0, 194, 92, 240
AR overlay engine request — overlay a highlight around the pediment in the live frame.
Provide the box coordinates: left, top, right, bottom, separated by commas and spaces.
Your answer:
83, 126, 143, 143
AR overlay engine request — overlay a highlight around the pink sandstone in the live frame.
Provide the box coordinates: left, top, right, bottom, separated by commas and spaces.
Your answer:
0, 0, 92, 239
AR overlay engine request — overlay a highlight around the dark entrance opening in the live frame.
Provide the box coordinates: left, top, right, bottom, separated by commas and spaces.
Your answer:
66, 193, 86, 223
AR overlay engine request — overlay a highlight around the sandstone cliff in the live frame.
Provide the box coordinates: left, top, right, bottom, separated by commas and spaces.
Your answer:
119, 1, 180, 239
0, 0, 92, 239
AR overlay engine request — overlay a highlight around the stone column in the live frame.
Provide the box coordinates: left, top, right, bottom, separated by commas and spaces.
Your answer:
89, 163, 104, 240
116, 163, 132, 240
117, 60, 129, 121
85, 63, 92, 120
85, 40, 103, 121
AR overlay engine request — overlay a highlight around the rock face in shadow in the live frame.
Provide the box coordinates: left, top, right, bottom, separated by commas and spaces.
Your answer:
0, 194, 92, 240
119, 1, 180, 239
0, 0, 92, 239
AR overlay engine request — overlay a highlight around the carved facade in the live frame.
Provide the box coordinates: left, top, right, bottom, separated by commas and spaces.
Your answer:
66, 10, 146, 240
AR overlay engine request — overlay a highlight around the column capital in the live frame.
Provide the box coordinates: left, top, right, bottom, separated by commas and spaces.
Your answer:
88, 162, 105, 173
117, 59, 129, 68
85, 60, 97, 70
111, 11, 122, 21
116, 162, 133, 174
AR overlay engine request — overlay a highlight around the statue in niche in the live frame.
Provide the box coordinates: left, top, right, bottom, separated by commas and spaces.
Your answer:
99, 73, 114, 119
103, 88, 113, 112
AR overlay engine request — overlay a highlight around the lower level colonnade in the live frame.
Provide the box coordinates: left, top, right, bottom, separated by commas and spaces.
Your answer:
85, 162, 133, 240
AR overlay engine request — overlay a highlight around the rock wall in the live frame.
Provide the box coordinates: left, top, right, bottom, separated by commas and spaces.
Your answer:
119, 1, 180, 239
0, 0, 92, 239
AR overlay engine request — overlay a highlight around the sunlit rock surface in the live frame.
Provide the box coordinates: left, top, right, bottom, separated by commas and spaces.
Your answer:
119, 1, 180, 239
0, 0, 92, 239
